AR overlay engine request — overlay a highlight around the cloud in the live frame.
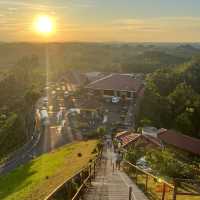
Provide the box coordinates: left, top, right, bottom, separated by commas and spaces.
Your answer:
111, 16, 200, 33
0, 0, 95, 10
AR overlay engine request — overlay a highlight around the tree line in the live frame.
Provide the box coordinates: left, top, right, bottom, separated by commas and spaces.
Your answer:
0, 56, 45, 160
137, 56, 200, 138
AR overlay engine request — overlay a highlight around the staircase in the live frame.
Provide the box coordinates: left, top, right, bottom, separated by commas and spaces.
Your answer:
83, 148, 148, 200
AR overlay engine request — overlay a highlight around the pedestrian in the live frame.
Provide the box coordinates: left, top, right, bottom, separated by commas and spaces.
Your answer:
118, 141, 122, 149
111, 150, 117, 172
116, 151, 123, 170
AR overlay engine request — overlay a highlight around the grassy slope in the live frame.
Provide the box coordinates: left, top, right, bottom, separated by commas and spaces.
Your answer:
0, 140, 98, 200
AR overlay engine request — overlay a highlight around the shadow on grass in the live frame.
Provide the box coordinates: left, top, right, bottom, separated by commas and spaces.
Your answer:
0, 160, 37, 200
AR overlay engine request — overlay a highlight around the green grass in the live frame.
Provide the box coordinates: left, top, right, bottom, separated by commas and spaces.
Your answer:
0, 140, 98, 200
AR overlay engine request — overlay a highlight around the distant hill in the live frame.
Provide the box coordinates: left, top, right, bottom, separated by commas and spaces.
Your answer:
121, 50, 187, 73
173, 44, 200, 58
0, 42, 195, 74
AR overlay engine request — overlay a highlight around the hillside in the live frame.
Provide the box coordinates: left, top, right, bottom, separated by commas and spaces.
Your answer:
0, 140, 98, 200
137, 56, 200, 138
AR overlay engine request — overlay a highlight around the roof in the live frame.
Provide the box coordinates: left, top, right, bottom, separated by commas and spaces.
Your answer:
158, 130, 200, 155
85, 73, 143, 92
120, 133, 140, 147
115, 131, 130, 139
85, 72, 107, 82
66, 70, 87, 86
142, 134, 162, 147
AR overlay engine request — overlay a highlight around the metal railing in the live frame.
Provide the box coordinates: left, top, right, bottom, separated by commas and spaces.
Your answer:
124, 160, 174, 200
44, 150, 102, 200
124, 160, 200, 200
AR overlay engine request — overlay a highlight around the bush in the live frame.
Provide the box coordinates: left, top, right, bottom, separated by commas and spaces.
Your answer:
146, 149, 196, 179
125, 148, 144, 165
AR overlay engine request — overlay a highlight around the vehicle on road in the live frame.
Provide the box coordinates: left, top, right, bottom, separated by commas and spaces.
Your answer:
112, 96, 120, 103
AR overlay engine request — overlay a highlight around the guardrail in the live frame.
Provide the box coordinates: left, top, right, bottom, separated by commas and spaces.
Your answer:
44, 150, 102, 200
124, 160, 174, 200
124, 160, 200, 200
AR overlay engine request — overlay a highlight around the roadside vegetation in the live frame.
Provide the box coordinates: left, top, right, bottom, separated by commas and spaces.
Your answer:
0, 56, 45, 161
0, 140, 98, 200
125, 147, 200, 200
137, 56, 200, 138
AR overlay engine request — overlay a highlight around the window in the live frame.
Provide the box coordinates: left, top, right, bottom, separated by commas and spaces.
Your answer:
103, 90, 114, 96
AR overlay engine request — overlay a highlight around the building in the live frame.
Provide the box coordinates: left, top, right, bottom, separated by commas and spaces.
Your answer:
158, 130, 200, 156
115, 128, 200, 157
85, 73, 143, 100
115, 130, 162, 149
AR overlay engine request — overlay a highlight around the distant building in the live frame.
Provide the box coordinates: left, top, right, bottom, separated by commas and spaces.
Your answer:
158, 130, 200, 156
116, 128, 200, 156
85, 71, 107, 82
115, 130, 162, 149
85, 73, 143, 100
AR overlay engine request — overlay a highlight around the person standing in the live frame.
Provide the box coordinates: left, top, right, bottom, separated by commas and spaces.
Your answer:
116, 151, 123, 170
111, 150, 117, 172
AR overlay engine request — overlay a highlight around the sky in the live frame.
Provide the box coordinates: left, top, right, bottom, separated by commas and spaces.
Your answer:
0, 0, 200, 42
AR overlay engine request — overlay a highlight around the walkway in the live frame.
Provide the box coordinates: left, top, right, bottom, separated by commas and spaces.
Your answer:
83, 147, 148, 200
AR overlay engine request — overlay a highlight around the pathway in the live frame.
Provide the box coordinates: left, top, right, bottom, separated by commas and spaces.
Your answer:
83, 147, 148, 200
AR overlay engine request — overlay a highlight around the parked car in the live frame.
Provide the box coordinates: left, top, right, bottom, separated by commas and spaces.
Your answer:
112, 96, 120, 103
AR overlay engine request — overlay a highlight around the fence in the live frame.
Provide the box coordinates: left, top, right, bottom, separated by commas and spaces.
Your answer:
124, 160, 174, 200
124, 160, 200, 200
44, 150, 102, 200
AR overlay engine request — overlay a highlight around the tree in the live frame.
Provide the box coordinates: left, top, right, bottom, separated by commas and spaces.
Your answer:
146, 149, 195, 179
125, 148, 144, 165
168, 83, 197, 116
24, 89, 41, 109
150, 69, 181, 96
183, 59, 200, 93
140, 118, 152, 127
96, 126, 106, 137
175, 112, 193, 135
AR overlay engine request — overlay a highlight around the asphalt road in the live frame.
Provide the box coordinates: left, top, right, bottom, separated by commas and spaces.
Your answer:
0, 82, 76, 175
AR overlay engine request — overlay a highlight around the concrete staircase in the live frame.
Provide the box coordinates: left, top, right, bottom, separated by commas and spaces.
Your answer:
83, 148, 148, 200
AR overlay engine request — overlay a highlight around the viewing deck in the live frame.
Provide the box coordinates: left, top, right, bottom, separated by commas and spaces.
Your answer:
83, 148, 148, 200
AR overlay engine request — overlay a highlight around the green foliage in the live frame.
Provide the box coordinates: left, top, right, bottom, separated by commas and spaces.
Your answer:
83, 126, 106, 139
125, 148, 144, 165
96, 126, 106, 136
183, 59, 200, 93
150, 69, 181, 96
146, 149, 195, 179
138, 58, 200, 138
168, 83, 197, 115
0, 55, 45, 159
0, 141, 98, 200
140, 118, 152, 127
175, 112, 193, 134
0, 113, 25, 157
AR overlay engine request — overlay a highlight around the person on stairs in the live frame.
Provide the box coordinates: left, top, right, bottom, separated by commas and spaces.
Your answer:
116, 151, 123, 170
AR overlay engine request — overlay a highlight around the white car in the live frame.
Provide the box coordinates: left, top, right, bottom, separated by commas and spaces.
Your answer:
112, 96, 120, 103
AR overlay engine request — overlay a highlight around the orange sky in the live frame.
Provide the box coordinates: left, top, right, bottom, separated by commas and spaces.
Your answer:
0, 1, 200, 42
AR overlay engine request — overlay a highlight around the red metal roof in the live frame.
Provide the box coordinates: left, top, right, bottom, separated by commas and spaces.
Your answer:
86, 74, 142, 92
115, 131, 130, 139
158, 130, 200, 155
120, 133, 141, 147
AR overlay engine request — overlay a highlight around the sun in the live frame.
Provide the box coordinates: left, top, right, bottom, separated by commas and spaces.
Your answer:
35, 15, 54, 35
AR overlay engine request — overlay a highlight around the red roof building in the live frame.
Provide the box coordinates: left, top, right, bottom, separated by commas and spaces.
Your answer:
115, 130, 161, 148
158, 130, 200, 155
85, 73, 143, 100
